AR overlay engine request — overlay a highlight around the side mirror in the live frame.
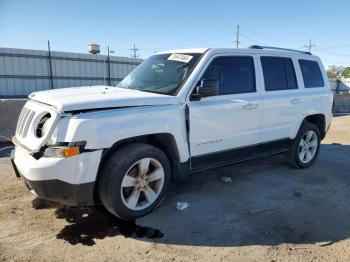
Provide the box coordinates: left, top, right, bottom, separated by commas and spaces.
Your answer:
193, 79, 219, 99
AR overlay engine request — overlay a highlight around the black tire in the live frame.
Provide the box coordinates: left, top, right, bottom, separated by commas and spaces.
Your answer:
98, 143, 171, 220
286, 121, 321, 169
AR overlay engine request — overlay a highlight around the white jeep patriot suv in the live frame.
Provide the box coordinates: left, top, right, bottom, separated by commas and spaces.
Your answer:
11, 46, 333, 219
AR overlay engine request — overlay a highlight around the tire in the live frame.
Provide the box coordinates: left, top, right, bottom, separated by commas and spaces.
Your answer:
286, 121, 321, 169
98, 143, 171, 220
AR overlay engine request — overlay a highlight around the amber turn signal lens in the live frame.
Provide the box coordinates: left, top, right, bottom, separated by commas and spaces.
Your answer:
61, 147, 80, 158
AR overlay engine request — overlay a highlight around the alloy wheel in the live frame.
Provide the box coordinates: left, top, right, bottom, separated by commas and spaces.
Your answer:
120, 158, 165, 211
298, 130, 318, 164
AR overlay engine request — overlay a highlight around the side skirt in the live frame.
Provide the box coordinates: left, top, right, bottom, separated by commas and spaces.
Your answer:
190, 138, 292, 173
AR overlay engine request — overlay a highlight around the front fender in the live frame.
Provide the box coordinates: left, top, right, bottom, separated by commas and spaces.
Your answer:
57, 105, 190, 163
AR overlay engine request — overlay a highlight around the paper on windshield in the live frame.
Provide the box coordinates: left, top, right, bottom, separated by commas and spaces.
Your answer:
168, 54, 193, 63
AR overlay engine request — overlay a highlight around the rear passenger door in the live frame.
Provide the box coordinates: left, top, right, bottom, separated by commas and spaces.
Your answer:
259, 56, 301, 145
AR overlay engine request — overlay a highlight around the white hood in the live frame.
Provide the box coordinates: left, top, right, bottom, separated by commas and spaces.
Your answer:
29, 86, 180, 112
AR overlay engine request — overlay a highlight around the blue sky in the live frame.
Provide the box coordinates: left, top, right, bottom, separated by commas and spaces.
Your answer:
1, 0, 350, 67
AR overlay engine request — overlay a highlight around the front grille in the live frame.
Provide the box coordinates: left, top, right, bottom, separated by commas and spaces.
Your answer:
14, 100, 58, 152
16, 107, 36, 138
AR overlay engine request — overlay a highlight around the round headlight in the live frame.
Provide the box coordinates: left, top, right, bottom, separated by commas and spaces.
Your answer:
36, 113, 51, 138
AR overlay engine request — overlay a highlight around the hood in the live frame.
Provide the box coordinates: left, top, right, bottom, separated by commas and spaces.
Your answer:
29, 86, 180, 112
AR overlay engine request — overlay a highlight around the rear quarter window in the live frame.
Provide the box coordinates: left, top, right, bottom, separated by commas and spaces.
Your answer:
299, 59, 325, 88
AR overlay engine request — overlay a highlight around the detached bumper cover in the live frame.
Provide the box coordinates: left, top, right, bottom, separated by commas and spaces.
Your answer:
21, 176, 95, 206
10, 150, 21, 178
11, 148, 102, 206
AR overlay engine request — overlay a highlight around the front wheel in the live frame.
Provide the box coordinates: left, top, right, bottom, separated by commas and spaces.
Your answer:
98, 143, 171, 220
286, 121, 321, 169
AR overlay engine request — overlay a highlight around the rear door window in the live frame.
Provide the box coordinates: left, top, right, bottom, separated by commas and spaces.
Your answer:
261, 57, 298, 91
299, 59, 325, 88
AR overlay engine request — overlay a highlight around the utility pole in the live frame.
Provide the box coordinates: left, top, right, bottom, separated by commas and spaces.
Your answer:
234, 25, 240, 48
130, 43, 139, 58
304, 39, 316, 53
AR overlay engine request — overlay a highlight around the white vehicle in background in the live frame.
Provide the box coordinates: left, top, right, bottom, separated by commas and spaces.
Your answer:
11, 46, 333, 220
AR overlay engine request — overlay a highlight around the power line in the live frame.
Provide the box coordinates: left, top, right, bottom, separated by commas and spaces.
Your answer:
234, 25, 240, 48
211, 40, 239, 48
130, 43, 139, 58
323, 44, 350, 50
314, 46, 350, 57
166, 33, 233, 49
304, 39, 316, 53
240, 33, 267, 46
239, 25, 305, 43
112, 33, 234, 51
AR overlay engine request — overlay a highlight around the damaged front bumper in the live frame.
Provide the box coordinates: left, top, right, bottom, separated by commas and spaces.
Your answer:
11, 147, 102, 206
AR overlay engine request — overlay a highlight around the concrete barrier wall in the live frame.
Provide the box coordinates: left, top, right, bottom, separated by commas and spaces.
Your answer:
333, 93, 350, 113
0, 99, 26, 142
329, 79, 350, 93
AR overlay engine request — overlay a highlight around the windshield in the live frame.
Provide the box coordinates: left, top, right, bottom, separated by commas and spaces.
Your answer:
117, 53, 202, 95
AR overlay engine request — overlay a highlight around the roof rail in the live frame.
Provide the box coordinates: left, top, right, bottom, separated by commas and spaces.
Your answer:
249, 45, 312, 55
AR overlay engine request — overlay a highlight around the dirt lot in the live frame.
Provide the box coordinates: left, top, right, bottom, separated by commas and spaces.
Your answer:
1, 116, 350, 261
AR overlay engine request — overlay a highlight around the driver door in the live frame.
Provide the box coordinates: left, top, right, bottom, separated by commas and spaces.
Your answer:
187, 55, 263, 170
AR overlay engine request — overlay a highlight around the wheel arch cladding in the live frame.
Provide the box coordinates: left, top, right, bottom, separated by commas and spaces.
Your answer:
93, 133, 188, 203
304, 114, 326, 139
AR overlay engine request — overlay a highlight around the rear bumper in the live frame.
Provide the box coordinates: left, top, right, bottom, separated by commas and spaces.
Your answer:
11, 147, 102, 206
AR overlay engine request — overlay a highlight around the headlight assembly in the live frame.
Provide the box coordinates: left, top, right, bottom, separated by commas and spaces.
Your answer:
43, 141, 86, 158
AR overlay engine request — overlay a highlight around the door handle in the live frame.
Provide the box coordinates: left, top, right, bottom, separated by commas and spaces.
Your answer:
230, 99, 246, 104
243, 103, 259, 110
290, 98, 302, 105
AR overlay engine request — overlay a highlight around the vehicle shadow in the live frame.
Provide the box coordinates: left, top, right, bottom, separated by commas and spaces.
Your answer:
32, 198, 163, 246
35, 143, 350, 247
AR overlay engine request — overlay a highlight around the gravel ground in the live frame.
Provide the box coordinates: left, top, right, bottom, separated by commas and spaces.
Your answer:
1, 116, 350, 261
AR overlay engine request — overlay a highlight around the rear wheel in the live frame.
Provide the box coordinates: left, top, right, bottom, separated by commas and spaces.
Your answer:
98, 143, 171, 220
287, 121, 321, 169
